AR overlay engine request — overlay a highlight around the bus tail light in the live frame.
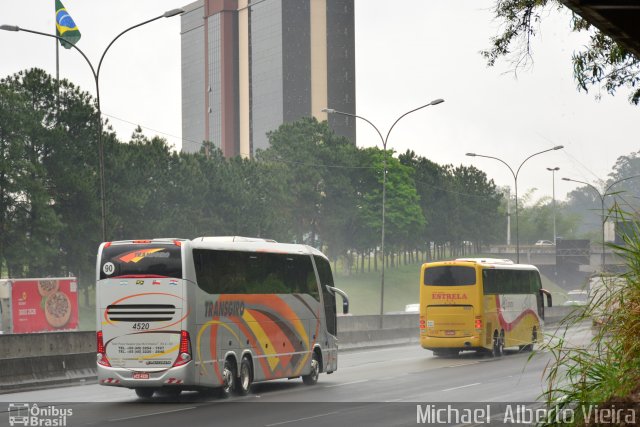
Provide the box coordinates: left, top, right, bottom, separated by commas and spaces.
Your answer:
97, 331, 111, 367
173, 330, 192, 367
475, 317, 482, 330
419, 317, 426, 330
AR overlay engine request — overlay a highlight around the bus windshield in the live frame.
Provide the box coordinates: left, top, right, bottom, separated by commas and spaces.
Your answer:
423, 266, 476, 286
99, 243, 183, 280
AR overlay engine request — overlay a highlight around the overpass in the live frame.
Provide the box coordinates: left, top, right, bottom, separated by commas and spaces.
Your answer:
485, 244, 624, 271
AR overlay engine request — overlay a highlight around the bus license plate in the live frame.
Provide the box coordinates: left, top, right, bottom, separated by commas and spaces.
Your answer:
133, 372, 149, 380
445, 330, 456, 336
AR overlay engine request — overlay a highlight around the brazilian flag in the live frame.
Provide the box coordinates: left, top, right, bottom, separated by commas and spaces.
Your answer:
55, 0, 81, 49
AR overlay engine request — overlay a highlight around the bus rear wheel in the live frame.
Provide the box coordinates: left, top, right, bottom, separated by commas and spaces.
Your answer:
492, 332, 504, 358
522, 327, 537, 352
135, 388, 155, 399
219, 359, 236, 398
302, 352, 320, 385
234, 356, 253, 395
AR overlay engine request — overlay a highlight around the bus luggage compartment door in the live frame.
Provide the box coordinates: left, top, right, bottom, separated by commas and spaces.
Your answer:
425, 305, 474, 337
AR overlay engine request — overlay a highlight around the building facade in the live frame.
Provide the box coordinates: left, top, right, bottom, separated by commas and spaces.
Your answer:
181, 0, 355, 157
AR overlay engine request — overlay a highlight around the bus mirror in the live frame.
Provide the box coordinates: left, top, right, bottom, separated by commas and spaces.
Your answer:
540, 288, 552, 307
326, 285, 350, 315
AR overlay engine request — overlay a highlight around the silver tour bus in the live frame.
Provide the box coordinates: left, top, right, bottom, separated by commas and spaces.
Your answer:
96, 236, 348, 398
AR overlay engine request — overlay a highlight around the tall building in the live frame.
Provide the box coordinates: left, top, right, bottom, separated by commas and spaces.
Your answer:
181, 0, 355, 157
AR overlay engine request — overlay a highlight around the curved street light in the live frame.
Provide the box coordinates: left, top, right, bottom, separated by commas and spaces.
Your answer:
323, 99, 444, 324
1, 8, 184, 242
466, 145, 564, 263
561, 175, 640, 271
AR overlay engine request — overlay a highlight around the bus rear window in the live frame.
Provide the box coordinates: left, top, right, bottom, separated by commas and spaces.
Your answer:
423, 266, 476, 286
100, 244, 182, 280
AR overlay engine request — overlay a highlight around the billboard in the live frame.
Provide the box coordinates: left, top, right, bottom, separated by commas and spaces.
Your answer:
556, 239, 590, 265
10, 278, 79, 333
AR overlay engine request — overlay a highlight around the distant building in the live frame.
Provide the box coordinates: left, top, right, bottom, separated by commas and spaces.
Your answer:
181, 0, 356, 157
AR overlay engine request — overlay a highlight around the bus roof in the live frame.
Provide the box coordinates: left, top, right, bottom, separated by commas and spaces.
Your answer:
193, 236, 277, 243
455, 258, 514, 265
190, 236, 328, 259
425, 258, 539, 270
102, 238, 188, 246
101, 237, 329, 260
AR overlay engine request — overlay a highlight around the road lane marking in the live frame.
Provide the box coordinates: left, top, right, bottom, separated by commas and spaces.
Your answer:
446, 361, 480, 368
441, 382, 481, 392
385, 398, 403, 402
343, 345, 416, 356
376, 373, 409, 381
265, 411, 342, 426
323, 379, 368, 388
108, 407, 196, 422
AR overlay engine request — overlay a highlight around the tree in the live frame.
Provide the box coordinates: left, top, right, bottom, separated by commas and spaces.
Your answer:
258, 117, 331, 245
451, 164, 503, 251
483, 0, 640, 104
400, 151, 504, 258
314, 133, 364, 265
605, 153, 640, 222
517, 189, 581, 241
106, 128, 173, 240
1, 69, 64, 277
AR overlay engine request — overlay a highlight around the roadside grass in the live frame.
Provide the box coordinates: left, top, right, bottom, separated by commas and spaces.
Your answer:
333, 263, 422, 315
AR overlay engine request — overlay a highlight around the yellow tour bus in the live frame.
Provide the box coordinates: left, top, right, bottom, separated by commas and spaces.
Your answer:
419, 258, 552, 357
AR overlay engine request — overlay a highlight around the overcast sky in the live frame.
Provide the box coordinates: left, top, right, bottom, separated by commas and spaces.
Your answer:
1, 0, 638, 203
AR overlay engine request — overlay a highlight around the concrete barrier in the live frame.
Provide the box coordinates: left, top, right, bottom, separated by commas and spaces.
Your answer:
544, 306, 579, 325
337, 314, 418, 350
0, 331, 96, 392
0, 331, 95, 359
0, 311, 573, 392
0, 353, 96, 392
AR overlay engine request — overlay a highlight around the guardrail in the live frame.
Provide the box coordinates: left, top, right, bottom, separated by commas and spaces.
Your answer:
0, 310, 573, 392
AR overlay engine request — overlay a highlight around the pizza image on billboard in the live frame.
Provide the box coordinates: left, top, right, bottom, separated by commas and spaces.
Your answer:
38, 279, 59, 297
44, 291, 72, 328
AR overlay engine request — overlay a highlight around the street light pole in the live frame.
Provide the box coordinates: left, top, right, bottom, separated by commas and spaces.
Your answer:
561, 175, 640, 271
323, 99, 444, 325
547, 167, 560, 244
1, 8, 183, 242
466, 146, 563, 263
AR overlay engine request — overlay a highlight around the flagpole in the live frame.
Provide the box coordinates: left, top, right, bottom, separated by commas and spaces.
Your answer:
55, 34, 59, 81
55, 20, 60, 113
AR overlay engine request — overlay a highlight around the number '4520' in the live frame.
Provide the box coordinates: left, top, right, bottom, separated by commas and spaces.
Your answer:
132, 323, 150, 330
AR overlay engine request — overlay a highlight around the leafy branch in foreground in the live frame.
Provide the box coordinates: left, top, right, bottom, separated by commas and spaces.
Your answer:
483, 0, 640, 104
538, 207, 640, 426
